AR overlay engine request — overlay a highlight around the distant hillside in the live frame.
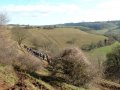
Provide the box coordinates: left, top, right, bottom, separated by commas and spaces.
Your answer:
26, 28, 107, 49
61, 20, 120, 30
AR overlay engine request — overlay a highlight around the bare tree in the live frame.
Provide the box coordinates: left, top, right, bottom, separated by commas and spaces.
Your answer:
0, 12, 8, 25
11, 27, 30, 46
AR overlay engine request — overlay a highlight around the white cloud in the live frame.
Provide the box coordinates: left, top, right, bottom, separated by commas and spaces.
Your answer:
80, 0, 98, 3
98, 0, 120, 9
93, 0, 120, 21
1, 0, 120, 25
0, 3, 82, 25
2, 4, 80, 14
0, 3, 82, 22
72, 0, 120, 22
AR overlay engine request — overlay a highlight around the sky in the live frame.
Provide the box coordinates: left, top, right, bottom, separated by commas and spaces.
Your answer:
0, 0, 120, 25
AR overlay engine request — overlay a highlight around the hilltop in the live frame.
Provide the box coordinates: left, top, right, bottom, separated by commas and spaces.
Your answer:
61, 20, 120, 30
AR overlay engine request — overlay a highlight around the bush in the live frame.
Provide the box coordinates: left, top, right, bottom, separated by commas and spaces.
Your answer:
0, 31, 42, 73
81, 43, 97, 51
0, 32, 17, 65
13, 54, 42, 72
30, 37, 59, 55
66, 38, 76, 45
11, 27, 30, 46
48, 47, 92, 87
104, 45, 120, 81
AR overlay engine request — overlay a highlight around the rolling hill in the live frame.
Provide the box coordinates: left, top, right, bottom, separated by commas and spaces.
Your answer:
26, 27, 107, 49
0, 25, 120, 90
61, 20, 120, 30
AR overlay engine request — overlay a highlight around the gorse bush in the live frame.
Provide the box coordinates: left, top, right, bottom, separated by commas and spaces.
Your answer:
48, 47, 92, 87
104, 45, 120, 81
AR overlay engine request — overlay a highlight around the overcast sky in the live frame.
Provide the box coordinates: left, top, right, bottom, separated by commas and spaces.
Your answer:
0, 0, 120, 25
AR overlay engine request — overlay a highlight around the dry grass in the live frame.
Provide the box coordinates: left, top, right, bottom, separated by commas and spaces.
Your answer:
0, 65, 18, 89
0, 30, 17, 65
26, 28, 106, 49
0, 28, 117, 90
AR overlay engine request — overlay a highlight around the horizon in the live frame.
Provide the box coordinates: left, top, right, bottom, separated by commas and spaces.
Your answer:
7, 19, 120, 26
1, 0, 120, 25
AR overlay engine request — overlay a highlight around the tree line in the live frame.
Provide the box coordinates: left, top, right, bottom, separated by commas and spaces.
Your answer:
81, 37, 116, 51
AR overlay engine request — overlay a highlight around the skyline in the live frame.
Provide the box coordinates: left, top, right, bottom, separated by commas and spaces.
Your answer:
0, 0, 120, 25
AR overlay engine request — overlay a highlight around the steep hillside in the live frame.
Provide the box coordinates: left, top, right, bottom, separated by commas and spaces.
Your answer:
0, 65, 18, 90
0, 29, 120, 90
0, 29, 88, 90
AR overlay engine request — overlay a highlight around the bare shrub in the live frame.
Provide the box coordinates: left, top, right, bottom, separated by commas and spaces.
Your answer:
0, 12, 16, 65
0, 37, 42, 72
89, 56, 106, 78
0, 31, 41, 73
48, 47, 92, 87
87, 56, 106, 90
0, 12, 8, 25
30, 37, 59, 55
11, 27, 30, 46
0, 31, 17, 65
13, 54, 43, 72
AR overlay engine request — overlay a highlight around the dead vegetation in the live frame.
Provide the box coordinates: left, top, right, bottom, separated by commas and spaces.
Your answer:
48, 47, 92, 87
7, 71, 54, 90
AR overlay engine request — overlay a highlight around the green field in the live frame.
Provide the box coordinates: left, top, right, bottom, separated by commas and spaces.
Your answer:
86, 42, 120, 60
88, 29, 109, 35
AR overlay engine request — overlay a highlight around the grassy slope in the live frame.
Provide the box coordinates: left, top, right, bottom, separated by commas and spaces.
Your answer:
0, 65, 18, 89
0, 64, 86, 90
1, 64, 120, 90
88, 29, 109, 35
3, 28, 119, 90
86, 42, 120, 60
27, 28, 106, 49
0, 28, 120, 90
0, 29, 87, 90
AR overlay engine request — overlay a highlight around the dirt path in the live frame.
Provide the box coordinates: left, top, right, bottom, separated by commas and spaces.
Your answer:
7, 71, 50, 90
